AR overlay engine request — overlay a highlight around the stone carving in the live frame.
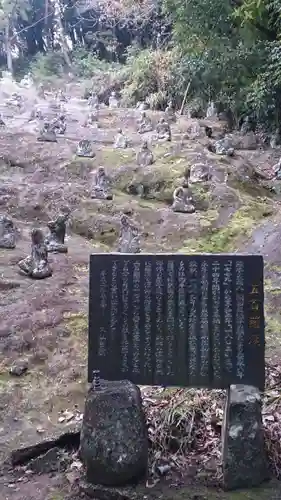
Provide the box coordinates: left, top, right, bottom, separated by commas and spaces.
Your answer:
7, 93, 22, 110
0, 114, 6, 128
206, 101, 217, 118
222, 384, 268, 490
118, 214, 140, 253
240, 116, 255, 135
108, 91, 119, 108
189, 163, 211, 183
50, 114, 66, 134
38, 83, 45, 99
88, 94, 99, 108
0, 215, 16, 248
136, 101, 149, 111
37, 123, 57, 142
186, 121, 202, 139
273, 159, 281, 179
91, 166, 113, 200
18, 228, 52, 279
56, 89, 67, 102
270, 129, 281, 149
209, 137, 234, 156
45, 212, 69, 253
29, 107, 43, 122
164, 101, 176, 122
76, 140, 95, 158
171, 185, 195, 213
80, 379, 148, 486
136, 141, 154, 166
20, 72, 33, 88
137, 112, 153, 134
85, 111, 98, 127
114, 128, 128, 148
156, 117, 171, 141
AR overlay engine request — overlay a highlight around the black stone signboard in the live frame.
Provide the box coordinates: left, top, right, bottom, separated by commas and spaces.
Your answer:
88, 254, 265, 390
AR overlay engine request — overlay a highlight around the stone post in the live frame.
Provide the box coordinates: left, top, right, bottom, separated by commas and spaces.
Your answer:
222, 384, 269, 490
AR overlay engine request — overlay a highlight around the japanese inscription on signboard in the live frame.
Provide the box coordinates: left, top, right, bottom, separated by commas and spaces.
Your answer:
88, 254, 265, 390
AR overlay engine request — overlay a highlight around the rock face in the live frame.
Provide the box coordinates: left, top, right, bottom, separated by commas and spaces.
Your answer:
80, 379, 148, 486
222, 384, 269, 490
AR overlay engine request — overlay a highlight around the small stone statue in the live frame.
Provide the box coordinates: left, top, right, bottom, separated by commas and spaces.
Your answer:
136, 141, 154, 166
137, 112, 153, 134
114, 128, 128, 148
109, 91, 119, 108
50, 114, 66, 134
136, 101, 149, 111
37, 123, 57, 142
28, 107, 43, 122
156, 117, 171, 141
206, 101, 217, 119
45, 212, 69, 253
84, 110, 99, 127
240, 116, 254, 135
38, 83, 45, 99
18, 228, 52, 279
56, 89, 67, 102
273, 159, 281, 179
91, 166, 113, 200
76, 140, 95, 158
212, 137, 234, 156
118, 214, 141, 253
0, 215, 16, 248
164, 101, 176, 122
88, 94, 99, 108
172, 185, 195, 213
0, 114, 6, 128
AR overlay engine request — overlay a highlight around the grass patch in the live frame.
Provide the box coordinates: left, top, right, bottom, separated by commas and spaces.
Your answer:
64, 312, 88, 338
100, 147, 135, 168
180, 199, 273, 253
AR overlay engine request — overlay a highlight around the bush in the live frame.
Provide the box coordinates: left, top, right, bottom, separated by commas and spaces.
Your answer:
30, 52, 66, 82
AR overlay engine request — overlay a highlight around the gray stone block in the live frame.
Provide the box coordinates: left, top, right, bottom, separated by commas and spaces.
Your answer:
222, 384, 269, 490
80, 379, 148, 486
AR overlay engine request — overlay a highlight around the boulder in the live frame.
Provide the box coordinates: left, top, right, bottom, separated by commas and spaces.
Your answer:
222, 384, 269, 490
80, 379, 148, 486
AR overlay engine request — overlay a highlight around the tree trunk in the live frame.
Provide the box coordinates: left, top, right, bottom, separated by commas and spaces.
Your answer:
5, 21, 13, 74
56, 13, 72, 68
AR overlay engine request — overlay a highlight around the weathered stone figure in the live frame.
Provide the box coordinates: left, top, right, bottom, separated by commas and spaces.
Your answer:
136, 101, 149, 111
273, 159, 281, 179
137, 112, 153, 134
88, 94, 99, 108
85, 110, 98, 127
206, 101, 217, 119
0, 215, 16, 248
189, 163, 211, 183
213, 137, 234, 156
0, 114, 6, 128
109, 91, 119, 108
156, 117, 171, 141
45, 212, 69, 253
114, 128, 128, 148
18, 228, 52, 279
91, 166, 113, 200
136, 141, 154, 166
29, 107, 43, 122
164, 101, 176, 122
118, 214, 140, 253
37, 123, 57, 142
171, 185, 195, 213
38, 83, 45, 99
50, 114, 66, 134
76, 140, 95, 158
56, 89, 67, 102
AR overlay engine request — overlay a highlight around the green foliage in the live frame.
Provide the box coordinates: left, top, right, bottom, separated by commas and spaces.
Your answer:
71, 47, 122, 78
30, 52, 66, 81
121, 47, 180, 107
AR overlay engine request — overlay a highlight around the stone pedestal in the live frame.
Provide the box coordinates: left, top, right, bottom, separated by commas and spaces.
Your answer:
80, 379, 148, 486
222, 384, 269, 490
